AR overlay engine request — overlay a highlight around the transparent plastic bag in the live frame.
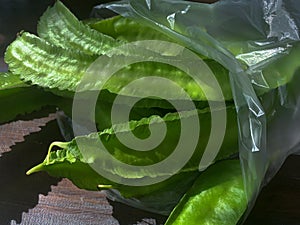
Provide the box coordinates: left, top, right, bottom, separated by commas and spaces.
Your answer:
84, 0, 300, 221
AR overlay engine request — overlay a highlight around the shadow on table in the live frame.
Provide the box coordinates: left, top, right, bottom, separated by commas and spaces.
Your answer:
109, 199, 167, 225
0, 120, 61, 224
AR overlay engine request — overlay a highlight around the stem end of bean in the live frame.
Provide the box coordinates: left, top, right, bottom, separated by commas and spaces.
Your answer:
26, 163, 44, 175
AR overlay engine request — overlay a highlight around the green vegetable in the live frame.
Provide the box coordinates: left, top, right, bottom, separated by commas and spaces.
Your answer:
4, 32, 96, 92
6, 1, 299, 106
165, 159, 247, 225
259, 43, 300, 91
0, 72, 61, 124
89, 5, 300, 96
37, 1, 121, 55
27, 105, 238, 214
88, 15, 174, 42
27, 106, 238, 187
5, 31, 232, 102
0, 72, 26, 89
3, 1, 299, 224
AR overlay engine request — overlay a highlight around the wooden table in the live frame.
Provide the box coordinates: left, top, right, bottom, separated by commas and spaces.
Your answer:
0, 0, 299, 224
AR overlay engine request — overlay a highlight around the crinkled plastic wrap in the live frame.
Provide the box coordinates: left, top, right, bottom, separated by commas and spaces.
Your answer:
88, 0, 300, 219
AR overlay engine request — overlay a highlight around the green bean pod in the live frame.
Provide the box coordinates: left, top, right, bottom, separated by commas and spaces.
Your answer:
164, 159, 247, 225
38, 1, 121, 55
27, 106, 238, 195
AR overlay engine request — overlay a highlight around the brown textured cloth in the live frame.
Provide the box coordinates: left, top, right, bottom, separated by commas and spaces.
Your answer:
0, 114, 56, 155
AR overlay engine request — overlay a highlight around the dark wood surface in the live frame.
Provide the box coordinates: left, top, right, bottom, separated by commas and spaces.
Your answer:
0, 0, 299, 224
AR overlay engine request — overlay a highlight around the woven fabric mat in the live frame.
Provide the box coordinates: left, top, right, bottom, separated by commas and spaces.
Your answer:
0, 114, 56, 156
